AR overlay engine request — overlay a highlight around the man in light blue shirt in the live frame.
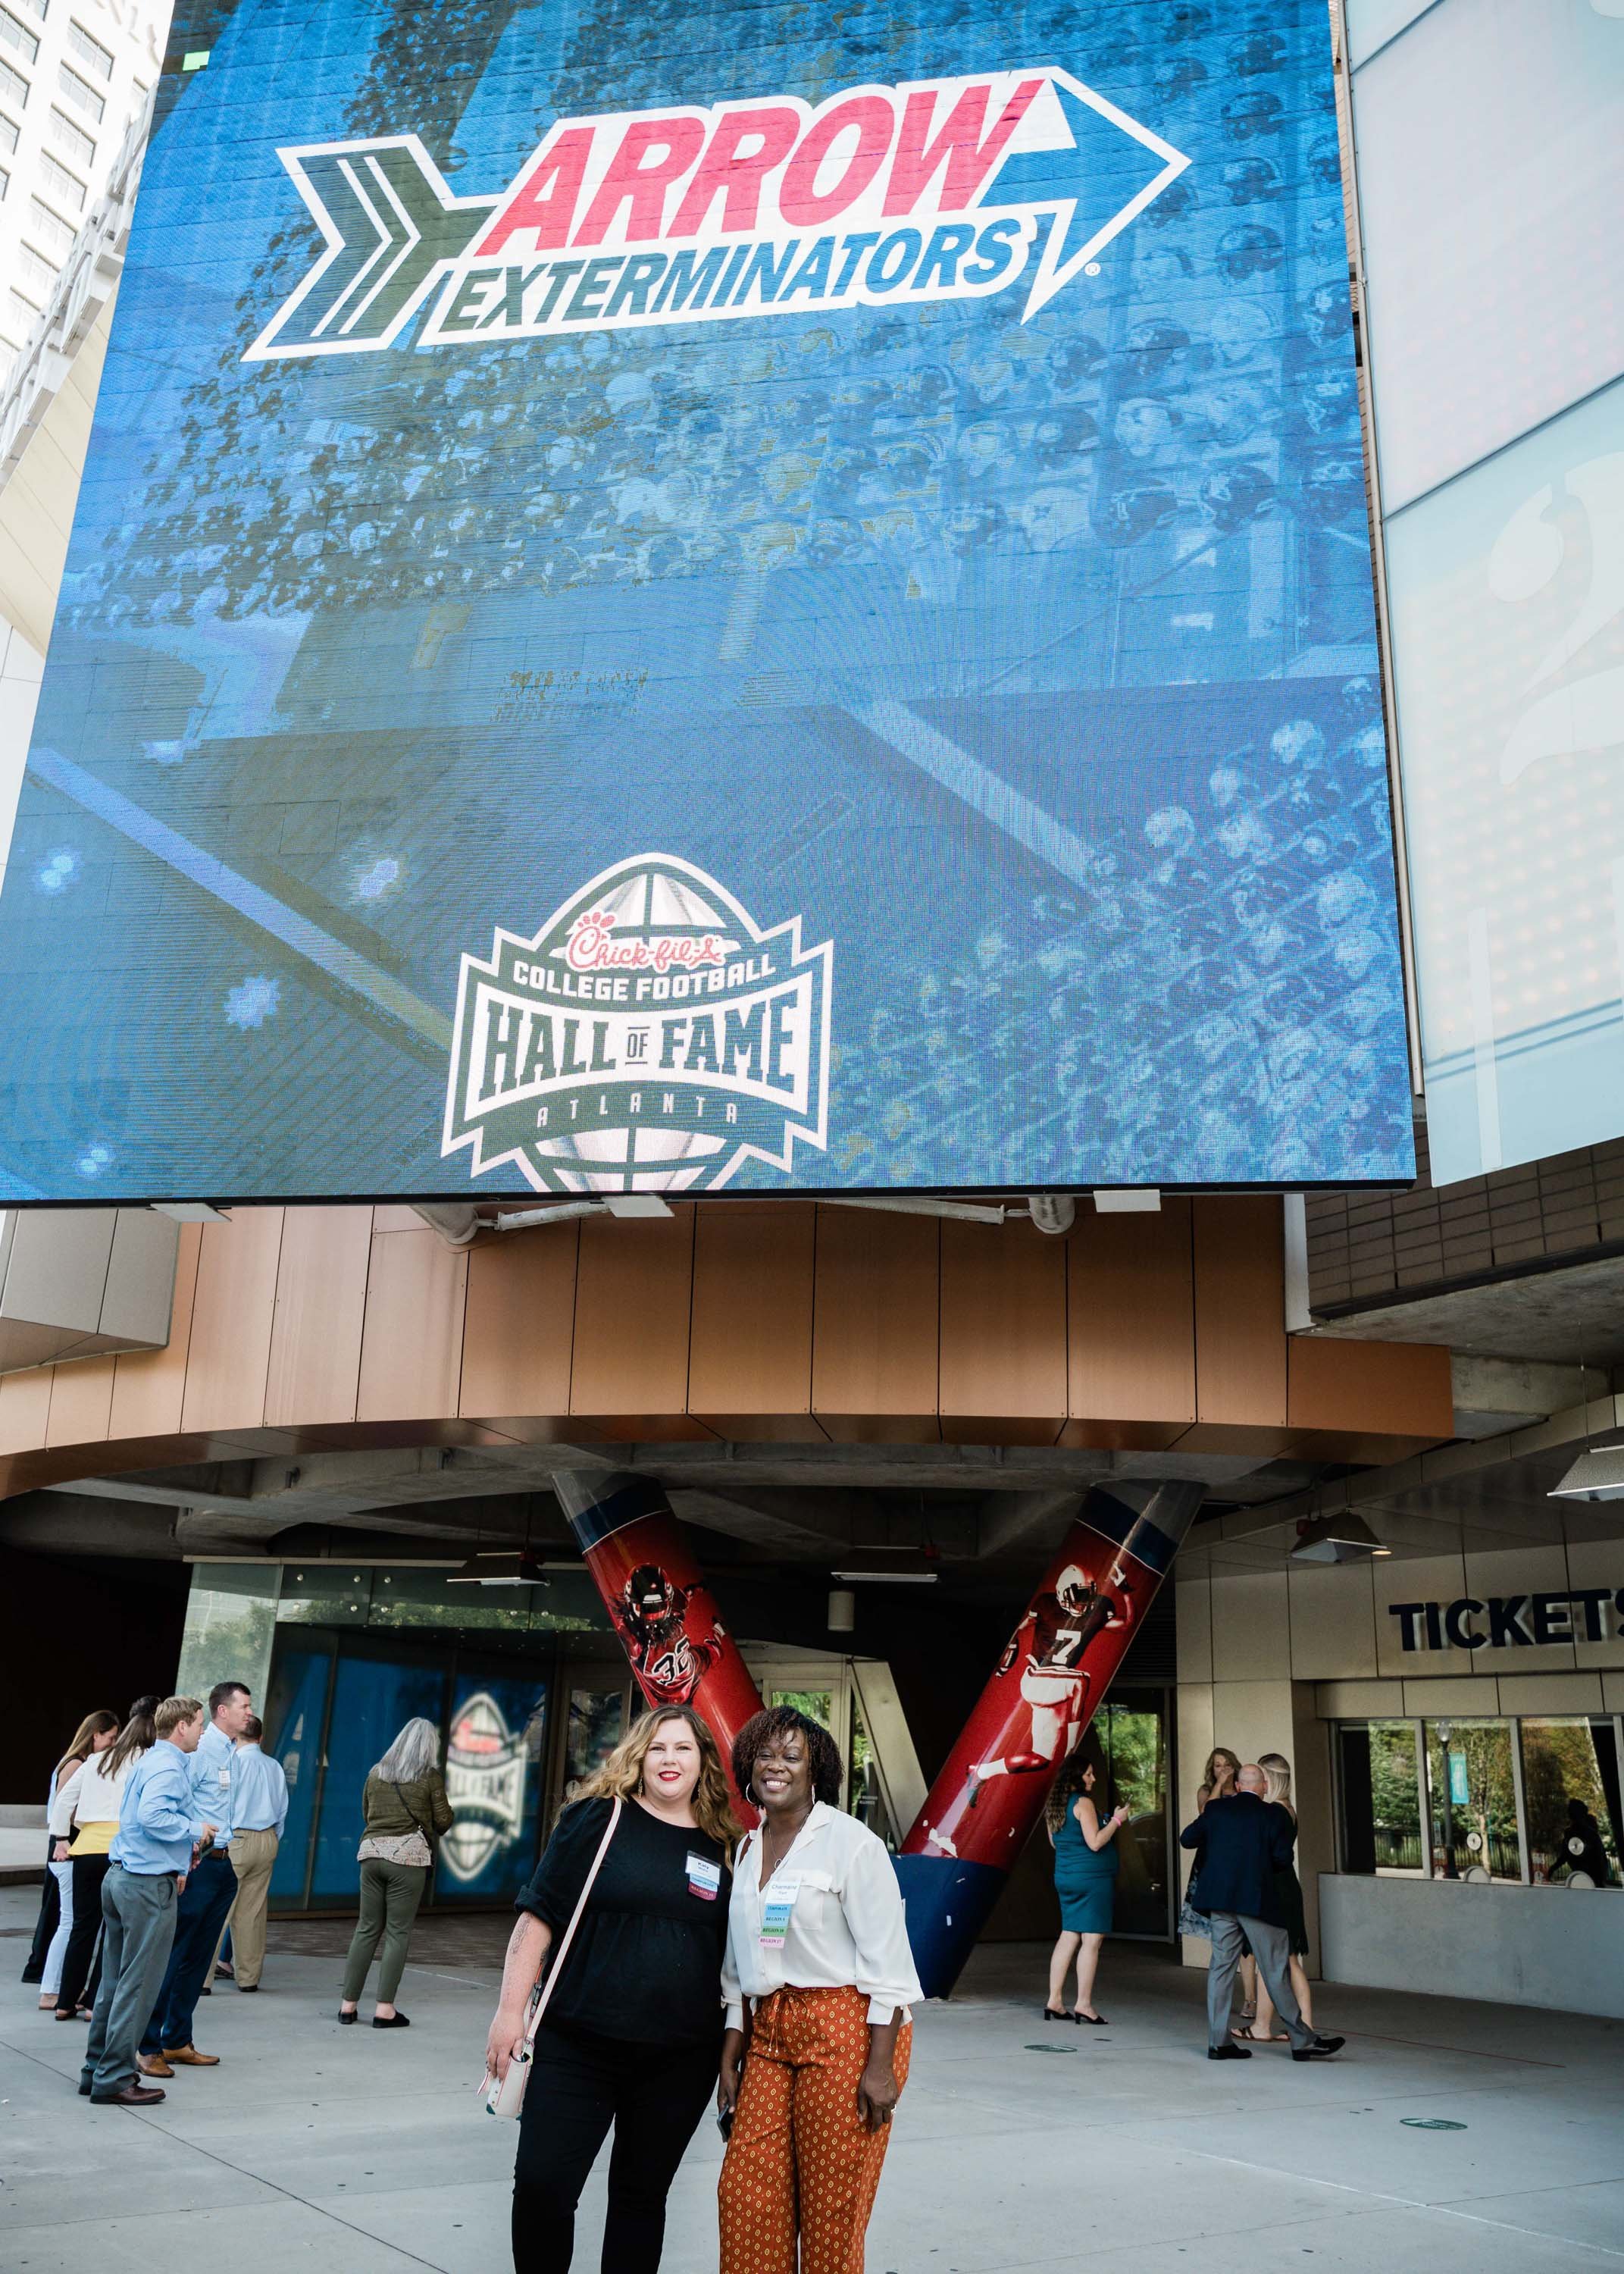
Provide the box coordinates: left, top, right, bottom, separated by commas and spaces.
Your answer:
81, 1696, 210, 2106
138, 1679, 253, 2071
216, 1715, 289, 1991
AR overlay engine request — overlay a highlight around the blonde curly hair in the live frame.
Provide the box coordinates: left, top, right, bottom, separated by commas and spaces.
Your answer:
575, 1705, 740, 1857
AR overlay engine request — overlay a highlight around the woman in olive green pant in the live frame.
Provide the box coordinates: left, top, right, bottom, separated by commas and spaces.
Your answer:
338, 1718, 455, 2028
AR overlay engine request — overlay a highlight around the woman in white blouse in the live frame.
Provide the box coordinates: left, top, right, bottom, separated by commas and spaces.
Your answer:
48, 1699, 151, 2020
717, 1704, 922, 2274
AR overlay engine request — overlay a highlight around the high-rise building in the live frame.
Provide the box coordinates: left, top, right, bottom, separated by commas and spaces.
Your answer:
0, 0, 166, 384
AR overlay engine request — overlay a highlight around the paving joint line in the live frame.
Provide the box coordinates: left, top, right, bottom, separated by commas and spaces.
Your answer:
1140, 2138, 1624, 2263
0, 2033, 454, 2271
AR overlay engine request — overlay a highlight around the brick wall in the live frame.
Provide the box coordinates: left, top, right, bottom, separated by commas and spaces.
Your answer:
1306, 1129, 1624, 1311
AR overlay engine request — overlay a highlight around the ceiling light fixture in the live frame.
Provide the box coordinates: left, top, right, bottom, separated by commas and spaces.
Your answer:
1549, 1447, 1624, 1502
1290, 1511, 1392, 1565
446, 1549, 549, 1587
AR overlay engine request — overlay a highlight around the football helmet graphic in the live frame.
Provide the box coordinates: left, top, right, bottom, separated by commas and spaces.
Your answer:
1056, 1565, 1092, 1615
1222, 90, 1284, 140
1216, 224, 1284, 281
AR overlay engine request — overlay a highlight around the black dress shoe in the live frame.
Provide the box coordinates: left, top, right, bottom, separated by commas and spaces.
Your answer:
77, 2076, 92, 2097
1208, 2041, 1251, 2059
372, 2012, 410, 2028
90, 2081, 167, 2106
237, 1984, 259, 1994
1291, 2034, 1346, 2062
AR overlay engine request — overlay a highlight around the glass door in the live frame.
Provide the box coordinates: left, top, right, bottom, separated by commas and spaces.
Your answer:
264, 1639, 333, 1907
1097, 1688, 1173, 1939
307, 1647, 446, 1905
548, 1662, 634, 1831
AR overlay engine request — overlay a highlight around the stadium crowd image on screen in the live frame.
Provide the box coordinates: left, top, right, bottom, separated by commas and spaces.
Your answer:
0, 0, 1414, 1201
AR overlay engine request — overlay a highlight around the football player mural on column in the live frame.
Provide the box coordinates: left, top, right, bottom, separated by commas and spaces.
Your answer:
552, 1471, 765, 1815
894, 1480, 1204, 1997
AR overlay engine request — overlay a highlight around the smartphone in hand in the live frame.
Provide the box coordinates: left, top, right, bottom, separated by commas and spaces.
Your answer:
716, 2104, 735, 2142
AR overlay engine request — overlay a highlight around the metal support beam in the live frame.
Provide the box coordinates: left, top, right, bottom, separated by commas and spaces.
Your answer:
552, 1470, 766, 1815
894, 1480, 1205, 1998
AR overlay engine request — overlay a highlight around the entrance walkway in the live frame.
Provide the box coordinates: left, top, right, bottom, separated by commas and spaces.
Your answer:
3, 1887, 1621, 2272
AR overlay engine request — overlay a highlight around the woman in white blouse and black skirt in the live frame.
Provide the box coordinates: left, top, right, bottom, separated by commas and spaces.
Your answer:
717, 1703, 922, 2274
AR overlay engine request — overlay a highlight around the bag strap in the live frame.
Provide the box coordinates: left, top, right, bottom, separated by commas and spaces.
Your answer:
390, 1778, 433, 1843
522, 1797, 622, 2053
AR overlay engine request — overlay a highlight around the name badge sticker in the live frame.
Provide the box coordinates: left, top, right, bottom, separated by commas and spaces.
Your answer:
759, 1875, 801, 1950
687, 1852, 721, 1900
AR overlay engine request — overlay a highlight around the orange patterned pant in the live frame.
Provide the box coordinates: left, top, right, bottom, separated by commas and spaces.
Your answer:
718, 1984, 911, 2274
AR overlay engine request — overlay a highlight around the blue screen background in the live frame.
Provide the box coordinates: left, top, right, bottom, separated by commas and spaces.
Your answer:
0, 0, 1414, 1196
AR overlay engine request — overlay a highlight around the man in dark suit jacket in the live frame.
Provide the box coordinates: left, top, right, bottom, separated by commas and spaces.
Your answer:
1180, 1765, 1344, 2062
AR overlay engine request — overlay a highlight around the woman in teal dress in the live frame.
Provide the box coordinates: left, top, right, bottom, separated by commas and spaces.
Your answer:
1044, 1752, 1129, 2025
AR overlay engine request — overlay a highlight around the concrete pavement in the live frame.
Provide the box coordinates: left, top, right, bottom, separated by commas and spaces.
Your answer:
3, 1886, 1622, 2272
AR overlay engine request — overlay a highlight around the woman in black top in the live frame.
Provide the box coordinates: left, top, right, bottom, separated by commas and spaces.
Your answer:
485, 1704, 737, 2274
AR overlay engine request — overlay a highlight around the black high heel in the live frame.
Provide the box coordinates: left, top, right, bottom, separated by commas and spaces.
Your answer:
1071, 2009, 1108, 2025
1042, 2005, 1079, 2023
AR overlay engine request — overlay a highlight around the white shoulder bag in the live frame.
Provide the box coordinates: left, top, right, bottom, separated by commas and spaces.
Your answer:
483, 1796, 622, 2119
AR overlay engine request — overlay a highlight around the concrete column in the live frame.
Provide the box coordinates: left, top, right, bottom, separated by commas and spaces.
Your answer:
1175, 1567, 1334, 1975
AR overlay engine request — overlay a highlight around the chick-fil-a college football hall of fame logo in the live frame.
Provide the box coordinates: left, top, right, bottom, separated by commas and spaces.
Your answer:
245, 66, 1187, 359
443, 856, 834, 1193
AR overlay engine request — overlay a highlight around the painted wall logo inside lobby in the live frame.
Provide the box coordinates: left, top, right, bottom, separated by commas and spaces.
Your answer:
443, 854, 833, 1194
245, 66, 1187, 359
441, 1690, 528, 1883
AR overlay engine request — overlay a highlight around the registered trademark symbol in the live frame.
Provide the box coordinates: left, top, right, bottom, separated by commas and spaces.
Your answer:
1086, 262, 1101, 275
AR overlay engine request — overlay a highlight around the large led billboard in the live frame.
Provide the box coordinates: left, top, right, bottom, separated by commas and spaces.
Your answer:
0, 0, 1413, 1200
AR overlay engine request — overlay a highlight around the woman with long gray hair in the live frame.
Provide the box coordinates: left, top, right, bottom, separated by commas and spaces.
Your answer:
336, 1717, 454, 2029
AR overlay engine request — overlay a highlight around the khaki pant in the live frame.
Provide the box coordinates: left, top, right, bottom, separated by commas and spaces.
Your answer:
221, 1828, 279, 1988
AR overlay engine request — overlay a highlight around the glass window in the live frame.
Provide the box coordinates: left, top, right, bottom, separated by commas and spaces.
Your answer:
1520, 1718, 1621, 1888
846, 1689, 887, 1841
16, 0, 43, 20
0, 8, 37, 64
1337, 1719, 1424, 1875
1424, 1719, 1522, 1881
173, 1565, 280, 1724
48, 104, 93, 166
277, 1565, 374, 1626
57, 61, 102, 121
1352, 0, 1624, 513
39, 152, 83, 208
564, 1687, 624, 1796
1344, 0, 1433, 69
5, 286, 39, 336
66, 18, 111, 77
1381, 376, 1624, 1185
17, 241, 55, 294
0, 74, 21, 117
27, 194, 72, 257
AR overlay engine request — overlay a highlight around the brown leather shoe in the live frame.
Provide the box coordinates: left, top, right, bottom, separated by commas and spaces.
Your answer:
136, 2053, 174, 2079
91, 2080, 166, 2105
161, 2044, 220, 2066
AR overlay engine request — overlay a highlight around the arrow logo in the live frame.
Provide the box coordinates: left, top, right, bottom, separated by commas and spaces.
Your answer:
246, 67, 1188, 362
